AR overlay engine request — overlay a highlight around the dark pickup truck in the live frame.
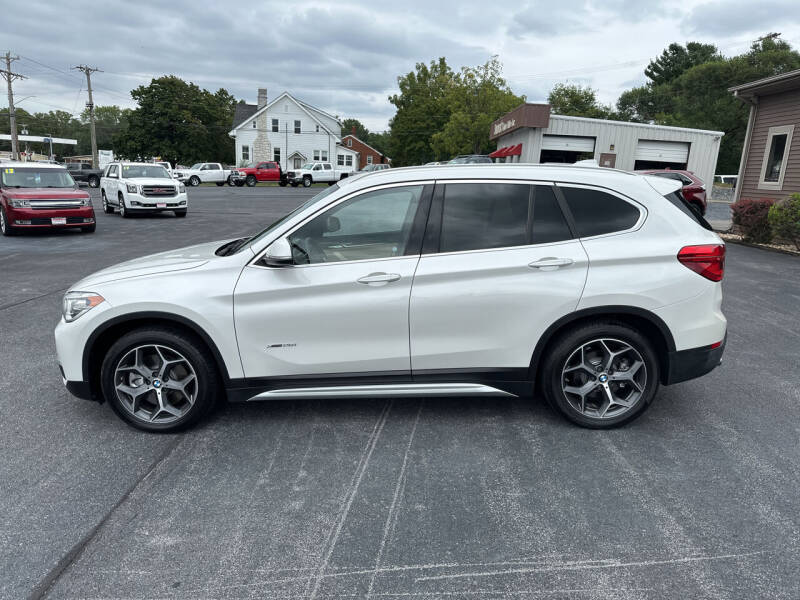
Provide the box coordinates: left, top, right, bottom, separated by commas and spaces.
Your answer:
65, 163, 104, 188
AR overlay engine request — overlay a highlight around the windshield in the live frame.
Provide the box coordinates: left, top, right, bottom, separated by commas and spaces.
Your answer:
189, 163, 203, 170
301, 163, 314, 170
121, 165, 171, 179
235, 184, 341, 253
1, 167, 76, 188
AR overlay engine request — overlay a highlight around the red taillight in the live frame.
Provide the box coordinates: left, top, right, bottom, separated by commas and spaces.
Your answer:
677, 244, 725, 282
710, 341, 722, 349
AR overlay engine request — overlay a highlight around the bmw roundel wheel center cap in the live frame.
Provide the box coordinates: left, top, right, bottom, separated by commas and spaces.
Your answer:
598, 373, 609, 383
152, 379, 162, 389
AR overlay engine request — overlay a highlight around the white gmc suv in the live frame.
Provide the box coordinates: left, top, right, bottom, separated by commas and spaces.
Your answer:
100, 162, 188, 218
56, 164, 726, 432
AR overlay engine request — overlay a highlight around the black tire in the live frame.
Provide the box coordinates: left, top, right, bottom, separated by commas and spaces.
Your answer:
279, 181, 287, 187
327, 181, 334, 186
302, 176, 312, 187
215, 181, 225, 187
102, 191, 114, 213
541, 320, 660, 429
189, 176, 201, 187
227, 175, 235, 186
235, 180, 245, 187
0, 206, 15, 236
246, 175, 257, 187
87, 175, 100, 188
119, 196, 130, 218
82, 224, 96, 233
175, 209, 187, 218
291, 182, 299, 188
100, 327, 220, 432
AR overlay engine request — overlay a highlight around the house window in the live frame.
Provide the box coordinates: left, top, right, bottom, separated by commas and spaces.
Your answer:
274, 147, 281, 164
321, 150, 328, 161
316, 125, 320, 133
346, 155, 353, 166
338, 154, 344, 166
252, 120, 256, 129
347, 139, 352, 147
242, 145, 250, 162
272, 118, 278, 132
313, 150, 320, 161
367, 155, 373, 165
294, 120, 301, 134
759, 125, 794, 190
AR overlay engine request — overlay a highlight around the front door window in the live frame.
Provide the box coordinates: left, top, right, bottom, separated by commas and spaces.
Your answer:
288, 185, 424, 264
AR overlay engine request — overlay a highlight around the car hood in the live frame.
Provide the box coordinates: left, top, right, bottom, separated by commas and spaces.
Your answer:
3, 187, 87, 199
71, 239, 241, 288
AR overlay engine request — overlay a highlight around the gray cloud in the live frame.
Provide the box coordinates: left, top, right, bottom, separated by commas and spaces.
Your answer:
683, 0, 800, 35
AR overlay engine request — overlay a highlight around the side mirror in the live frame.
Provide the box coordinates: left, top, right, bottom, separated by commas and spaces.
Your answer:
262, 237, 294, 267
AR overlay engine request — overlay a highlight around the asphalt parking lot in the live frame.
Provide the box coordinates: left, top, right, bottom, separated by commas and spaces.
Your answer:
1, 185, 799, 599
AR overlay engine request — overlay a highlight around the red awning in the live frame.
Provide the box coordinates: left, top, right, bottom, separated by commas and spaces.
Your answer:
506, 143, 522, 156
489, 146, 507, 158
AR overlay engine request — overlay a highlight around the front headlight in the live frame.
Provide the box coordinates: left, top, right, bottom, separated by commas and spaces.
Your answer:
178, 183, 186, 193
63, 291, 105, 323
10, 198, 30, 208
126, 183, 138, 193
81, 197, 92, 206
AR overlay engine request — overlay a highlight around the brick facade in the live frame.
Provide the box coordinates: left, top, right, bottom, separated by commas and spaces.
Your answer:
341, 132, 390, 170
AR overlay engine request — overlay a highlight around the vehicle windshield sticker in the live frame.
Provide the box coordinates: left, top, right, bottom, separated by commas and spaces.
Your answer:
123, 166, 130, 170
3, 168, 13, 173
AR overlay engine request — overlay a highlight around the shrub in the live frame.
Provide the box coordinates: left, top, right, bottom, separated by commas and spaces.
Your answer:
731, 198, 774, 243
768, 193, 800, 250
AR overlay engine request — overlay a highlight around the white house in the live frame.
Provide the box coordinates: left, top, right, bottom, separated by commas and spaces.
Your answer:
229, 89, 359, 172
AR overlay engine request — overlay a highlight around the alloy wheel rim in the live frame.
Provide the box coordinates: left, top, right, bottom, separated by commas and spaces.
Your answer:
561, 338, 646, 419
113, 344, 198, 424
0, 210, 6, 232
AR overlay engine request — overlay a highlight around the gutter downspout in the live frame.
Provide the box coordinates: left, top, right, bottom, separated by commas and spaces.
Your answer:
734, 91, 758, 204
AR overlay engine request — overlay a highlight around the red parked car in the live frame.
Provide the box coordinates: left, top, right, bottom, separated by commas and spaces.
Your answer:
1, 162, 95, 236
235, 161, 288, 187
637, 169, 707, 215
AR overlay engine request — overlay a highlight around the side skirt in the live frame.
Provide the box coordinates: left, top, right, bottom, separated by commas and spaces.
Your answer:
247, 383, 516, 402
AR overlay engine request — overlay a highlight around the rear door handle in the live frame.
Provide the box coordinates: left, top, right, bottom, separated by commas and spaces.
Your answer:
528, 257, 574, 270
357, 272, 402, 285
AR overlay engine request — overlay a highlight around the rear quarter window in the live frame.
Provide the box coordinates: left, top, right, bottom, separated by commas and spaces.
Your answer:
560, 186, 641, 237
663, 191, 713, 231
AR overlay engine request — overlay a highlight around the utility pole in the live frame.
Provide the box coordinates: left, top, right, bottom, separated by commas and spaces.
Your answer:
1, 52, 26, 161
72, 64, 101, 168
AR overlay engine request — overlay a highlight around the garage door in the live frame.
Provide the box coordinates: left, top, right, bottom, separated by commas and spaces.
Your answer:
541, 135, 595, 152
634, 140, 689, 163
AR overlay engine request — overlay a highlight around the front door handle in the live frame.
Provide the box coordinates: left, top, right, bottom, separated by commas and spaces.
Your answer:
357, 272, 402, 285
528, 257, 574, 270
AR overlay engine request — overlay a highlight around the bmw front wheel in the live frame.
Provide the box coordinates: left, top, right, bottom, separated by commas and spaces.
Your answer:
101, 327, 219, 432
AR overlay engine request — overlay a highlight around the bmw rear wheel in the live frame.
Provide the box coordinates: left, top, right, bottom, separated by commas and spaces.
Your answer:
101, 328, 218, 432
542, 322, 659, 428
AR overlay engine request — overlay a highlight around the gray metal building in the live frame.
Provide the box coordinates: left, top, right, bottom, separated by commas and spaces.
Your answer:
490, 104, 724, 186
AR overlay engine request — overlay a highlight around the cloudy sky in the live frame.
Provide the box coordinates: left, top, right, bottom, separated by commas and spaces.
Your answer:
4, 0, 800, 131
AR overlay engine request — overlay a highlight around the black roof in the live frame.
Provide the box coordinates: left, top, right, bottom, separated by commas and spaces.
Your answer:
232, 102, 258, 129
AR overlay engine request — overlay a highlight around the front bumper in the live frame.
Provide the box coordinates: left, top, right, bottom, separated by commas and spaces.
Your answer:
6, 205, 95, 228
126, 193, 187, 211
664, 335, 726, 385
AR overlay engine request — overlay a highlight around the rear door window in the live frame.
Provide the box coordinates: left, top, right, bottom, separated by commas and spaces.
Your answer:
560, 186, 641, 237
440, 183, 530, 252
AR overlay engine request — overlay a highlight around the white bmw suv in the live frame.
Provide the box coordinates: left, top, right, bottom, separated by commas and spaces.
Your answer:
56, 164, 726, 431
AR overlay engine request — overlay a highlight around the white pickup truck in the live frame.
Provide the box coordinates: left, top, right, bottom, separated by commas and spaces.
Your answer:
173, 162, 236, 187
287, 162, 351, 187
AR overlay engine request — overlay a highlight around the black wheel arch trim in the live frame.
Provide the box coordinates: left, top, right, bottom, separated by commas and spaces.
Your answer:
81, 311, 232, 399
528, 305, 676, 381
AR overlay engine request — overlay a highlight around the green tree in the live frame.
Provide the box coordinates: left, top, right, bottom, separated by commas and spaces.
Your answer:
113, 76, 236, 165
78, 105, 130, 154
547, 83, 613, 119
388, 57, 456, 166
431, 57, 524, 157
645, 42, 721, 85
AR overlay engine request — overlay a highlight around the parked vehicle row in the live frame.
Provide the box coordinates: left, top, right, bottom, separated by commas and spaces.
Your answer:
65, 162, 104, 188
173, 162, 236, 187
287, 161, 350, 187
1, 162, 95, 236
55, 163, 726, 432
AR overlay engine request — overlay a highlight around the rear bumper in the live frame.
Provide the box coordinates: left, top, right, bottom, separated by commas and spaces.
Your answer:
664, 335, 726, 385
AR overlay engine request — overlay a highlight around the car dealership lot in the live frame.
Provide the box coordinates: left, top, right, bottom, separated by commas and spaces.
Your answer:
1, 185, 799, 598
